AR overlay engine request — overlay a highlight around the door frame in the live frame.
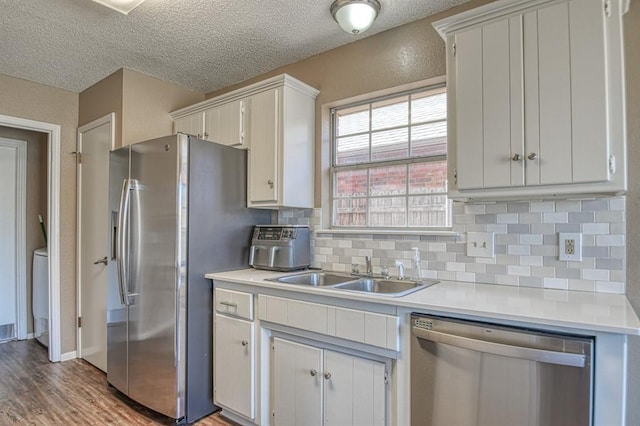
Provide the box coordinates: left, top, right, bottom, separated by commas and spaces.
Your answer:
0, 138, 27, 341
76, 113, 115, 363
0, 114, 61, 362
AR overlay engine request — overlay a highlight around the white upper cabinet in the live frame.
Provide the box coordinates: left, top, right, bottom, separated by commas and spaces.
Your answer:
173, 112, 204, 139
204, 99, 245, 147
246, 80, 318, 209
170, 74, 319, 209
434, 0, 628, 200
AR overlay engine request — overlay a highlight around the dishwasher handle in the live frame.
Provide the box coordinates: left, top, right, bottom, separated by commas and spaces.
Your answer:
412, 326, 586, 368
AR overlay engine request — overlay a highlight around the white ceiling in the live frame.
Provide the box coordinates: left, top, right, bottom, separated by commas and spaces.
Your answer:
0, 0, 470, 94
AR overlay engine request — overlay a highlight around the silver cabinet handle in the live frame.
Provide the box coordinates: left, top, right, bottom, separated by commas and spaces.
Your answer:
412, 326, 586, 368
241, 340, 248, 347
267, 179, 274, 188
512, 154, 522, 161
93, 256, 108, 266
310, 369, 317, 377
527, 152, 538, 160
324, 372, 332, 380
219, 301, 237, 308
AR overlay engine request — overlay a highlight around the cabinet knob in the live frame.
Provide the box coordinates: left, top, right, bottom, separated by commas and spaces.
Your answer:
267, 179, 274, 188
241, 340, 248, 347
197, 133, 202, 138
527, 152, 538, 160
512, 154, 522, 161
324, 372, 332, 380
309, 369, 318, 377
204, 132, 209, 138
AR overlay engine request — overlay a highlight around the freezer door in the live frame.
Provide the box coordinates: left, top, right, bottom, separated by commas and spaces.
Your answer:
107, 146, 130, 394
127, 135, 187, 419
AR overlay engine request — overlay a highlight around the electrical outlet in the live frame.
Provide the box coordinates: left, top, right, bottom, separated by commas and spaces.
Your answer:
559, 232, 582, 262
467, 232, 495, 258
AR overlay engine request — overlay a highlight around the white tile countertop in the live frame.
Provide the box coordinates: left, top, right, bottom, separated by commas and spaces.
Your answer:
205, 268, 640, 336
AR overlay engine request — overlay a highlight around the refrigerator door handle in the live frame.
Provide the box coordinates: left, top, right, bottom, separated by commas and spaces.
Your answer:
116, 178, 131, 306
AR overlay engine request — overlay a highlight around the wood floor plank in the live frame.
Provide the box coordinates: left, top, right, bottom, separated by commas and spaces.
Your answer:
0, 340, 234, 425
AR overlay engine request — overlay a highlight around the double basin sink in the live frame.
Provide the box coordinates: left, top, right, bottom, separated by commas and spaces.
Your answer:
268, 271, 438, 297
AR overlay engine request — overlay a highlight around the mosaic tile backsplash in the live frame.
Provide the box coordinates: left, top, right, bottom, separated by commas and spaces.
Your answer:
278, 197, 626, 294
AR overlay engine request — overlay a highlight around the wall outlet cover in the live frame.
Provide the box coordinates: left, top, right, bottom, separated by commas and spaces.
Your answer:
466, 232, 495, 258
558, 232, 582, 262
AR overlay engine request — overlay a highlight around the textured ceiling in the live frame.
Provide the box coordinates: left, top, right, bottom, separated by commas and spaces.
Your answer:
0, 0, 470, 94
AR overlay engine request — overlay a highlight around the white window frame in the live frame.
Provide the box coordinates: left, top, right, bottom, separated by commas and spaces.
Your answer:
329, 83, 452, 231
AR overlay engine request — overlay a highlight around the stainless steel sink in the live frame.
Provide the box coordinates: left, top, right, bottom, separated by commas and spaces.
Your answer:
268, 271, 438, 296
333, 278, 439, 297
269, 272, 357, 286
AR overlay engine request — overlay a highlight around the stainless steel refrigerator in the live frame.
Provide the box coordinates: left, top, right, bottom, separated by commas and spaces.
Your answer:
106, 134, 270, 423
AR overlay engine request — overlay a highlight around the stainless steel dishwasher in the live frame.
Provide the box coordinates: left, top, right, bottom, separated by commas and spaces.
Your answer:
411, 314, 594, 426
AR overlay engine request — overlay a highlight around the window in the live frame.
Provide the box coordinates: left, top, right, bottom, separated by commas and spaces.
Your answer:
331, 85, 451, 229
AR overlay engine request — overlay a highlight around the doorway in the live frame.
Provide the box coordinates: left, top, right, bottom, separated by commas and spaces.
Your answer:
0, 114, 61, 362
0, 138, 26, 343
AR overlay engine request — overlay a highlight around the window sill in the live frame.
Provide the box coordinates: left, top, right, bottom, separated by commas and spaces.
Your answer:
314, 229, 459, 237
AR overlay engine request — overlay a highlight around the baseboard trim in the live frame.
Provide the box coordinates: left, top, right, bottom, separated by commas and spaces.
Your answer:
27, 333, 34, 339
60, 351, 77, 362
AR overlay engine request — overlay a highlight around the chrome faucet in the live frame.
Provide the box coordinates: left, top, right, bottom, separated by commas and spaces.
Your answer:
365, 256, 373, 276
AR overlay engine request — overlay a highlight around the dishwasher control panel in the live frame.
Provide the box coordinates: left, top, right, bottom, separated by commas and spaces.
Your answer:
413, 317, 433, 330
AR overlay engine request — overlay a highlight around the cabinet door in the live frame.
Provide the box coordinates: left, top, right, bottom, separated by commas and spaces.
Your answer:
454, 18, 524, 190
272, 338, 322, 426
204, 100, 245, 147
323, 350, 386, 426
248, 88, 279, 204
173, 113, 204, 138
214, 314, 255, 420
525, 0, 609, 185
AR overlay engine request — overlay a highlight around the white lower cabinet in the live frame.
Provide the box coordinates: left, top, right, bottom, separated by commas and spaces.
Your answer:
272, 337, 386, 426
214, 313, 255, 420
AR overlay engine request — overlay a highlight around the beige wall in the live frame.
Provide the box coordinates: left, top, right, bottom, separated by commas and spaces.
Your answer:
0, 74, 78, 353
79, 69, 124, 146
80, 68, 204, 148
121, 69, 204, 146
0, 127, 48, 335
624, 0, 640, 424
207, 0, 640, 422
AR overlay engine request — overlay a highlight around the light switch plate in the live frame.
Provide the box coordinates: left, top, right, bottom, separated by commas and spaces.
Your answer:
466, 232, 495, 258
559, 232, 582, 262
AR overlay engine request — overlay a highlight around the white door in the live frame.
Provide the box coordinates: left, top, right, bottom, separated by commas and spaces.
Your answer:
272, 338, 323, 426
323, 350, 386, 426
0, 139, 26, 341
77, 114, 114, 372
214, 314, 255, 419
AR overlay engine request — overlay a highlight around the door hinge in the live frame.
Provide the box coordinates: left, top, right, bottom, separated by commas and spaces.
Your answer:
454, 169, 458, 185
604, 0, 611, 17
71, 151, 82, 164
272, 410, 275, 418
384, 370, 389, 385
609, 155, 616, 174
77, 316, 82, 328
452, 42, 457, 57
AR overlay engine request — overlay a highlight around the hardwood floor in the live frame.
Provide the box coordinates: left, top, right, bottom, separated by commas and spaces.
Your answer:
0, 339, 234, 425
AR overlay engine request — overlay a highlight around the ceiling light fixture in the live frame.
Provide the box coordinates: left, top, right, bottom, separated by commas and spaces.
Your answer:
330, 0, 381, 35
90, 0, 146, 15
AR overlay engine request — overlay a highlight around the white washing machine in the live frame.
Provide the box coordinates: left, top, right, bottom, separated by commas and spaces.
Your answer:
32, 247, 49, 347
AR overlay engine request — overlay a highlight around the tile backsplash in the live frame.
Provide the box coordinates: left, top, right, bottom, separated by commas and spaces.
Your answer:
278, 197, 626, 294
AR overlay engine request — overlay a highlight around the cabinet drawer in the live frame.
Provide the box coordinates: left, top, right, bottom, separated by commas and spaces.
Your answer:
258, 295, 398, 351
215, 288, 253, 320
